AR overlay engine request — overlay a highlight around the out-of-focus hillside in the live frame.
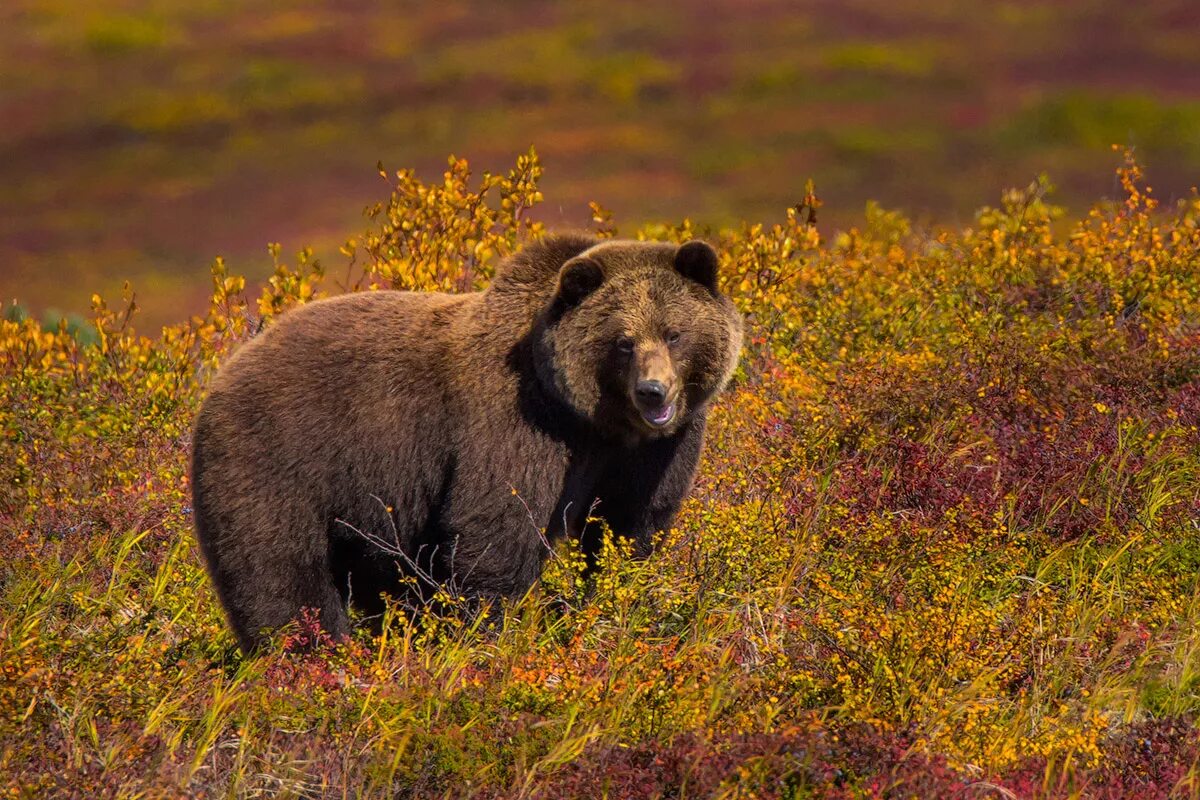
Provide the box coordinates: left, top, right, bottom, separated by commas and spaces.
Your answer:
3, 0, 1199, 327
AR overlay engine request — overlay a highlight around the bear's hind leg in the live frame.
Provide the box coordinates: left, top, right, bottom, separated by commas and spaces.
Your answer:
202, 506, 351, 653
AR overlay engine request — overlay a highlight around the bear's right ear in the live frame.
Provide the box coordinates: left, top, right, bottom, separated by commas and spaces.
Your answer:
557, 257, 605, 307
674, 240, 720, 295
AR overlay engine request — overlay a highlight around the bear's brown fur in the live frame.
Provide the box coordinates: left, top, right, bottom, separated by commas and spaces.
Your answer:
191, 234, 743, 652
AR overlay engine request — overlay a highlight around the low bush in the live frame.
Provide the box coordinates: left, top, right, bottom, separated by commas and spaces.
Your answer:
3, 149, 1199, 798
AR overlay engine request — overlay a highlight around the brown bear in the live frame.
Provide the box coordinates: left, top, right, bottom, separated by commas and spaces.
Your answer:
191, 234, 743, 652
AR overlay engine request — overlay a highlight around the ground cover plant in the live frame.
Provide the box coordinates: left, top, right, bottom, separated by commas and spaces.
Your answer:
2, 149, 1200, 798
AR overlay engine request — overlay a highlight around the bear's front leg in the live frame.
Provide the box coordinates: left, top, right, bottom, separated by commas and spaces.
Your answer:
438, 493, 559, 602
589, 416, 706, 563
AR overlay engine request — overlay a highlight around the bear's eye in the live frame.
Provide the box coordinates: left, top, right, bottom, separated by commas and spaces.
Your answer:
617, 337, 635, 354
666, 330, 682, 345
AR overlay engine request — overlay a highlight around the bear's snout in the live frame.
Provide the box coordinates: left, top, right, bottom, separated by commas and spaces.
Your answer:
631, 344, 678, 428
634, 378, 677, 426
635, 378, 668, 404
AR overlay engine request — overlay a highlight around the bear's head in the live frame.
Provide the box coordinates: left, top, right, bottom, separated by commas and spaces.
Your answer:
535, 239, 743, 441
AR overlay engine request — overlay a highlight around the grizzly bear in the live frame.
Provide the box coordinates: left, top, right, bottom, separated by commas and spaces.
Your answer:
191, 234, 743, 652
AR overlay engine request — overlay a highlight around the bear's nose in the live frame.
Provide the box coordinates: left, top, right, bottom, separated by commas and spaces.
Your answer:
635, 379, 668, 407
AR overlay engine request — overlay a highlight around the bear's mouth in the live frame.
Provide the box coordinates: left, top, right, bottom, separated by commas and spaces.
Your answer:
640, 401, 676, 428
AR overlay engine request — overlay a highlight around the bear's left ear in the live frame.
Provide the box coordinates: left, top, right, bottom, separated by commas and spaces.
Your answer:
674, 240, 720, 295
557, 257, 605, 307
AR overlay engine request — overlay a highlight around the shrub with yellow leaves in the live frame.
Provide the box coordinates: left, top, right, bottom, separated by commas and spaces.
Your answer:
2, 148, 1199, 799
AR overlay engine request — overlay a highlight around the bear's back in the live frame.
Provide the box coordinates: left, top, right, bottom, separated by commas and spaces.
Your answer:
195, 291, 478, 494
210, 290, 469, 404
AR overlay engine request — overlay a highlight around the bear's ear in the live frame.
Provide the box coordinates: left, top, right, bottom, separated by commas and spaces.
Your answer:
557, 257, 605, 307
674, 240, 720, 295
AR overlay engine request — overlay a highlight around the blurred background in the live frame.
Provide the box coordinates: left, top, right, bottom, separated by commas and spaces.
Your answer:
3, 0, 1199, 329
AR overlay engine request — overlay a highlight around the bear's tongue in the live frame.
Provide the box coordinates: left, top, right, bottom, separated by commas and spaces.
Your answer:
644, 402, 675, 427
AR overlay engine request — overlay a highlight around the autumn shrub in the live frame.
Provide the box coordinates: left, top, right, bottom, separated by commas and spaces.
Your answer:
2, 148, 1199, 798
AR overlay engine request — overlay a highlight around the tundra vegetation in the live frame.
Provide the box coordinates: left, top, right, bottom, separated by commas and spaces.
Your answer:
2, 150, 1200, 798
7, 0, 1200, 328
